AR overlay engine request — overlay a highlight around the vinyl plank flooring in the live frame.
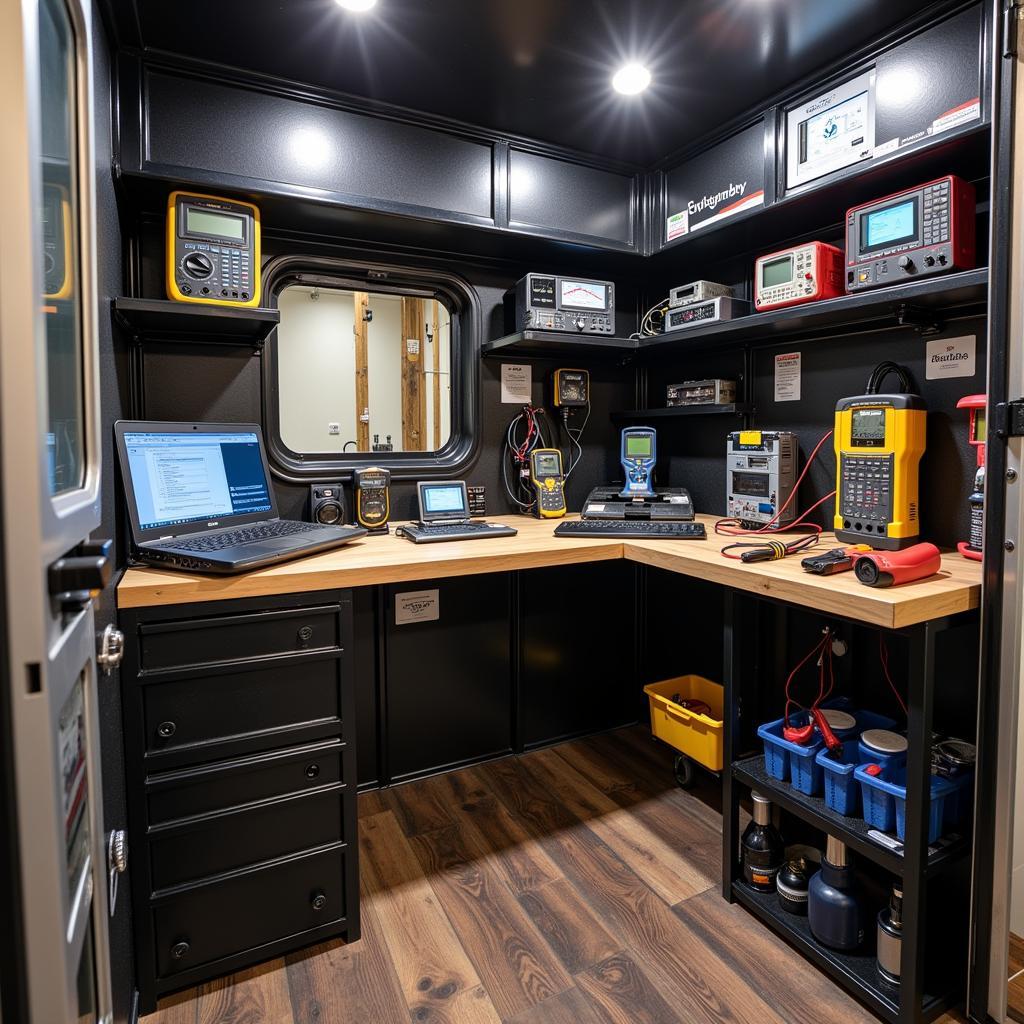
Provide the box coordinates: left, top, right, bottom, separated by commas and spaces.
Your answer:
409, 821, 573, 1019
576, 951, 687, 1024
141, 727, 899, 1024
284, 898, 405, 1024
526, 746, 715, 903
359, 810, 502, 1024
516, 878, 621, 975
195, 958, 294, 1024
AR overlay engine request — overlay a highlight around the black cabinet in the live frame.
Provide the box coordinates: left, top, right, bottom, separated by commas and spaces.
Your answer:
519, 562, 639, 748
120, 592, 359, 1013
384, 574, 512, 781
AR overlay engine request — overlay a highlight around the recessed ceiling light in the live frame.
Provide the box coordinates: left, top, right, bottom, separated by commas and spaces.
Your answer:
334, 0, 377, 11
612, 63, 651, 96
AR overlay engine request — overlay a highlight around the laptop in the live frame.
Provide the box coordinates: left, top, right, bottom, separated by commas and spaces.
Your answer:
115, 421, 367, 574
396, 481, 518, 543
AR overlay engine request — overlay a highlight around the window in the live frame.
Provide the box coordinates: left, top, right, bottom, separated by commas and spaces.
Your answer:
263, 256, 479, 480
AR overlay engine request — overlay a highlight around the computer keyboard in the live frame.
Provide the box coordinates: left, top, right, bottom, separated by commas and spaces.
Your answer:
398, 521, 518, 543
167, 520, 321, 552
554, 519, 707, 539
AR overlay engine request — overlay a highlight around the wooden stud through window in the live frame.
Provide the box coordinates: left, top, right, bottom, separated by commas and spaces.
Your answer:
353, 291, 370, 451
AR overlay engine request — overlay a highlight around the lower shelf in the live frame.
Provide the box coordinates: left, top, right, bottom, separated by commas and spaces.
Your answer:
732, 880, 956, 1024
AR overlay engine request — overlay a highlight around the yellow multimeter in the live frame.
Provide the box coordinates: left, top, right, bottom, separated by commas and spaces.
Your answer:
834, 393, 926, 549
529, 448, 567, 518
166, 190, 261, 307
43, 182, 73, 300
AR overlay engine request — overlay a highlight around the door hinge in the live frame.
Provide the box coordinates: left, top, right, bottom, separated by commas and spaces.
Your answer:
1006, 0, 1023, 58
97, 623, 125, 674
994, 399, 1024, 437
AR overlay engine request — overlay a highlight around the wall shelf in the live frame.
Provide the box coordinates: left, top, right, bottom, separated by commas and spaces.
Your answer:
639, 269, 989, 354
481, 329, 637, 361
732, 755, 968, 879
613, 403, 750, 421
113, 297, 280, 347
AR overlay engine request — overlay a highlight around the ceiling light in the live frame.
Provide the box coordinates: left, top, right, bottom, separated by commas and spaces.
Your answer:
612, 63, 651, 96
334, 0, 377, 11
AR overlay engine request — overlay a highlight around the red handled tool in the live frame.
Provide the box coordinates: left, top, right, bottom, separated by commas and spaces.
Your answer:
853, 543, 941, 588
781, 628, 841, 751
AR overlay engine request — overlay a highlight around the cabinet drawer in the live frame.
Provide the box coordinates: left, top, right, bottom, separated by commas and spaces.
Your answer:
150, 788, 346, 890
140, 606, 341, 672
153, 846, 346, 979
144, 659, 341, 760
147, 740, 344, 825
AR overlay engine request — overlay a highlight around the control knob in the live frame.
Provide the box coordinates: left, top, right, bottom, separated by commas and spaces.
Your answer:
897, 255, 915, 272
182, 251, 214, 280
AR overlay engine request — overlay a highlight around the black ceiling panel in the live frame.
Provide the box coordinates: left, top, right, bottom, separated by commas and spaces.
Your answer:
124, 0, 948, 165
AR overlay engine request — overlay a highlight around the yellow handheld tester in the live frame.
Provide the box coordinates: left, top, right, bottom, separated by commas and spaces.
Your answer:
166, 191, 261, 307
529, 448, 567, 518
834, 375, 926, 549
43, 182, 73, 300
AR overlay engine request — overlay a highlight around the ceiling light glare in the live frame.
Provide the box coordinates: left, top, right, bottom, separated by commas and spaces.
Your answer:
612, 63, 651, 96
334, 0, 377, 11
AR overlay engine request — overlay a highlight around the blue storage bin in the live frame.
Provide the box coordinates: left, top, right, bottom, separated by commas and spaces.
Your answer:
757, 714, 823, 788
856, 764, 957, 844
941, 770, 974, 831
816, 740, 863, 816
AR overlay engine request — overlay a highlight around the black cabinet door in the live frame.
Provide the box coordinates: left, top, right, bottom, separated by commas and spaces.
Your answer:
519, 561, 639, 748
385, 574, 511, 781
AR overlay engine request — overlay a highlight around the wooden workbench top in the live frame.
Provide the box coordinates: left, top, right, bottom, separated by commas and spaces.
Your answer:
117, 514, 981, 628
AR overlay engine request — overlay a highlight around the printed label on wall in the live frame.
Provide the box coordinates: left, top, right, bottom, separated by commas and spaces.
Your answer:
501, 363, 531, 404
666, 186, 764, 239
406, 338, 420, 355
395, 589, 440, 625
774, 352, 802, 402
932, 98, 980, 136
925, 335, 975, 380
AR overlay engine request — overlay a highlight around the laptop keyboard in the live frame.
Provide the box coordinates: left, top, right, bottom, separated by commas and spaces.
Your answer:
166, 521, 322, 552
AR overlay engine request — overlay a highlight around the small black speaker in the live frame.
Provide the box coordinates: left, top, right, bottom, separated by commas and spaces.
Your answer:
310, 483, 346, 525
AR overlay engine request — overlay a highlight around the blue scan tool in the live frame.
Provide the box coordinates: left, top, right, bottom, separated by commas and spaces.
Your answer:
619, 427, 657, 499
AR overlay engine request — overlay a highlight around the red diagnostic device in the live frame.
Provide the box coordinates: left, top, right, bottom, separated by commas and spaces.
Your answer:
853, 543, 942, 588
754, 241, 845, 311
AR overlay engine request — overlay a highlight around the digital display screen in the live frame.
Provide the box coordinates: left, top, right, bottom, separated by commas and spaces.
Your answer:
625, 435, 653, 458
422, 484, 467, 515
861, 199, 917, 252
761, 255, 793, 288
732, 471, 770, 498
801, 90, 868, 167
973, 409, 987, 444
669, 304, 715, 326
560, 280, 607, 310
534, 453, 560, 476
851, 408, 886, 446
185, 207, 246, 241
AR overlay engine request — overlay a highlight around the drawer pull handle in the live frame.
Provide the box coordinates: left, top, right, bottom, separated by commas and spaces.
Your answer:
297, 625, 314, 644
305, 763, 320, 779
311, 891, 327, 911
171, 940, 190, 960
157, 721, 176, 739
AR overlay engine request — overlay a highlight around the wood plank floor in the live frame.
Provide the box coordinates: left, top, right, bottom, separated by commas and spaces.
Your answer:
143, 726, 966, 1024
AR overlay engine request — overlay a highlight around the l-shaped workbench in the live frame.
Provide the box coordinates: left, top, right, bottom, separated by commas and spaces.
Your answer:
117, 515, 982, 1022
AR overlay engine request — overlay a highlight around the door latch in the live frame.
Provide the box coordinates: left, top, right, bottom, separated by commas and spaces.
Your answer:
107, 829, 127, 917
97, 623, 125, 675
994, 399, 1024, 437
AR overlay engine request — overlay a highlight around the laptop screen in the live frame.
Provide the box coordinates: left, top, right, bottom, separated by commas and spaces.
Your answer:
419, 482, 468, 520
122, 430, 274, 532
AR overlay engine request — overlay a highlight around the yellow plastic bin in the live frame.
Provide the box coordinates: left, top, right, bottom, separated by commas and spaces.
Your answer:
644, 675, 725, 783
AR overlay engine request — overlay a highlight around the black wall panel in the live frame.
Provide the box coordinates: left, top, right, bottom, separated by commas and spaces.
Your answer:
352, 587, 379, 787
508, 149, 636, 247
384, 574, 511, 781
519, 561, 639, 749
143, 70, 495, 221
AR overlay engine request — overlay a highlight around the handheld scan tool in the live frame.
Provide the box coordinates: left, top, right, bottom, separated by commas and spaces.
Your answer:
619, 427, 657, 499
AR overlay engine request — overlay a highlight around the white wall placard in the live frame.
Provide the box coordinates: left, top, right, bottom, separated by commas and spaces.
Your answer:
774, 352, 802, 402
925, 335, 976, 380
501, 363, 531, 404
395, 589, 440, 625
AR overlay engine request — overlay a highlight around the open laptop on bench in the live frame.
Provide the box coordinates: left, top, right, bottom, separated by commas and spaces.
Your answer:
115, 421, 366, 573
395, 481, 517, 543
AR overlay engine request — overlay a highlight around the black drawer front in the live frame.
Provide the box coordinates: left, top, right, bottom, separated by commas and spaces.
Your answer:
147, 741, 344, 825
150, 788, 345, 890
153, 846, 346, 978
139, 606, 341, 672
144, 659, 341, 758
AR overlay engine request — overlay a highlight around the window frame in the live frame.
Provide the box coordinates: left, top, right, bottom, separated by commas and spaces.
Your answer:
262, 253, 480, 482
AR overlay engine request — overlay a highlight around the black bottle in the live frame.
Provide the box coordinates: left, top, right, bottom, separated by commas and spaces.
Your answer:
742, 792, 784, 891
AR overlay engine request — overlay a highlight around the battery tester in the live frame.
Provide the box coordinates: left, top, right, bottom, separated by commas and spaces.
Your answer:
619, 427, 657, 499
528, 449, 567, 518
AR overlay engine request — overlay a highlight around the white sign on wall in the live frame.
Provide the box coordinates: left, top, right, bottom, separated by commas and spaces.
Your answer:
395, 589, 440, 625
774, 352, 802, 402
925, 335, 976, 380
501, 363, 531, 404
